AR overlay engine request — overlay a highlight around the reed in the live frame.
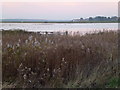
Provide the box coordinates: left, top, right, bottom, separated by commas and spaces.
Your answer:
2, 30, 118, 88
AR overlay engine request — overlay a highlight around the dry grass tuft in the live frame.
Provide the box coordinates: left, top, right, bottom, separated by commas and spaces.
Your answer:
2, 30, 118, 88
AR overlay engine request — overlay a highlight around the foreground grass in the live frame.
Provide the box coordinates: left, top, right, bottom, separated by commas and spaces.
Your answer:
2, 30, 119, 88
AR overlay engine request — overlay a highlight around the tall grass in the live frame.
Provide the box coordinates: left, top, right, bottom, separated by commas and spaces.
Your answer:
2, 30, 118, 88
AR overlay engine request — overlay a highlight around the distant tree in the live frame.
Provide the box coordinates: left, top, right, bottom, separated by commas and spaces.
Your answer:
108, 17, 111, 19
89, 17, 93, 21
80, 18, 84, 21
111, 16, 118, 21
118, 17, 120, 22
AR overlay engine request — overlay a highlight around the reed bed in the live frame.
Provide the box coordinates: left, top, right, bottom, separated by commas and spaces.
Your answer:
2, 30, 119, 88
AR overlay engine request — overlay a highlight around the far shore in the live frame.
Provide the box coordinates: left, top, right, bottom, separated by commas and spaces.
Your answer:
0, 21, 119, 23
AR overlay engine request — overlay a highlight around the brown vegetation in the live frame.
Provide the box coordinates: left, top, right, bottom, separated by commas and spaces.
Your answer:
2, 30, 118, 88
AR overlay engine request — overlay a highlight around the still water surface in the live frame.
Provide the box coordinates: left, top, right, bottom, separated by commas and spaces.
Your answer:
1, 23, 118, 34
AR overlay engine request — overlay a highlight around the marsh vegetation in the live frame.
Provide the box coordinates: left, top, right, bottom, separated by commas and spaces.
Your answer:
2, 30, 119, 88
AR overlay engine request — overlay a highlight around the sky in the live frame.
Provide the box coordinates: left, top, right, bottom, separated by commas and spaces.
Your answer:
1, 0, 119, 20
0, 0, 119, 2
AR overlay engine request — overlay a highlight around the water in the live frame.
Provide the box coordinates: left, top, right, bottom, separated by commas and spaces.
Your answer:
0, 23, 118, 34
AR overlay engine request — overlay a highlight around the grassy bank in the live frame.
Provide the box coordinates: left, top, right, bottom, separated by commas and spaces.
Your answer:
2, 30, 119, 88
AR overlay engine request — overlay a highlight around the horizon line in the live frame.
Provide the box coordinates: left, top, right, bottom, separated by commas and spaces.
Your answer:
1, 15, 118, 20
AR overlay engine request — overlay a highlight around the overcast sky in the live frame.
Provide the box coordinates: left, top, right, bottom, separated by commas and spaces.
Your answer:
2, 2, 118, 20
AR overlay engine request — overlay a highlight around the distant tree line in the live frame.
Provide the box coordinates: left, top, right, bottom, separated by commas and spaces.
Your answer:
72, 16, 119, 22
1, 16, 120, 23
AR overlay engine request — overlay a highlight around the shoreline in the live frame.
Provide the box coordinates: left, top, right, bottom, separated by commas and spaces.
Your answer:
1, 29, 118, 36
0, 22, 119, 23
